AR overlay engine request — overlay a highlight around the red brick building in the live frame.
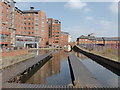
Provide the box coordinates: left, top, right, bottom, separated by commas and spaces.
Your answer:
60, 32, 70, 48
47, 18, 61, 48
16, 7, 49, 48
77, 35, 119, 48
1, 0, 66, 49
0, 0, 16, 48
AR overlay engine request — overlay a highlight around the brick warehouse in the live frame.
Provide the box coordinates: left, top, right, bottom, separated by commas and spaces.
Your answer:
77, 35, 119, 49
0, 0, 71, 49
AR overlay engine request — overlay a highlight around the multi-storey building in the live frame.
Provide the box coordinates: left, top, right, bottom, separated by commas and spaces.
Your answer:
77, 35, 119, 48
1, 0, 63, 49
77, 35, 95, 46
0, 0, 16, 48
22, 7, 48, 48
47, 18, 61, 48
1, 0, 49, 48
60, 32, 70, 48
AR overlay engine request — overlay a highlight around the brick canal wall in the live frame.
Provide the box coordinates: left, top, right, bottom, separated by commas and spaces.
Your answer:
73, 45, 120, 76
1, 47, 28, 57
0, 47, 35, 69
2, 53, 35, 69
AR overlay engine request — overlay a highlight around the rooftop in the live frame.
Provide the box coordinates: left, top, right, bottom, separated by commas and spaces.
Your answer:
78, 35, 119, 41
61, 32, 70, 35
22, 7, 40, 13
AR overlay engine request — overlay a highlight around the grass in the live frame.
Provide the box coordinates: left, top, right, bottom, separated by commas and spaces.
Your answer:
76, 45, 119, 62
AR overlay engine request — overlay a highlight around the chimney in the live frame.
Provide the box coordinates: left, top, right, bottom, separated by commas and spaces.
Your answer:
30, 7, 34, 10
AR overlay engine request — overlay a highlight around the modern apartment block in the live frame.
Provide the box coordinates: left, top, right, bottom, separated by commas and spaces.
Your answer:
0, 0, 16, 48
60, 32, 71, 48
47, 18, 61, 48
15, 7, 49, 48
1, 0, 70, 49
1, 0, 49, 48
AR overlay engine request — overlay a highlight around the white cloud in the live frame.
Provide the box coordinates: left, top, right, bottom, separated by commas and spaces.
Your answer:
84, 8, 91, 12
64, 0, 87, 10
64, 17, 117, 41
85, 16, 94, 21
109, 2, 118, 13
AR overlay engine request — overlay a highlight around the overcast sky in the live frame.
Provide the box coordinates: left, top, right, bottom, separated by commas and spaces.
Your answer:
15, 1, 118, 41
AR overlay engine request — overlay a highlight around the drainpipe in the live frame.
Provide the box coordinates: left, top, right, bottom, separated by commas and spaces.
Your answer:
102, 37, 105, 46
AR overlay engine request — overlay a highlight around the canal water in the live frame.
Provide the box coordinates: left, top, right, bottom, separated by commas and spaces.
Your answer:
23, 50, 119, 87
25, 50, 72, 85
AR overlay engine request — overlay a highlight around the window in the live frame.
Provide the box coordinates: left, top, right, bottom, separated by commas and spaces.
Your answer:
24, 27, 26, 30
41, 22, 44, 24
56, 38, 59, 40
28, 18, 30, 20
55, 41, 58, 43
42, 33, 44, 36
0, 5, 2, 9
35, 28, 38, 31
24, 18, 26, 20
24, 31, 26, 34
2, 12, 4, 16
55, 35, 59, 37
35, 19, 38, 22
24, 23, 26, 25
6, 14, 8, 18
28, 14, 30, 16
41, 17, 44, 20
35, 23, 38, 26
6, 8, 8, 12
28, 23, 30, 25
28, 27, 30, 30
41, 25, 44, 28
2, 27, 4, 30
41, 30, 44, 32
35, 14, 38, 17
6, 22, 8, 24
6, 27, 8, 31
35, 33, 38, 35
28, 32, 30, 35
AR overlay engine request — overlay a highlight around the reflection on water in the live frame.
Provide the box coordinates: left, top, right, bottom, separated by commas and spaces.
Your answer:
29, 50, 51, 56
25, 50, 72, 85
74, 51, 120, 87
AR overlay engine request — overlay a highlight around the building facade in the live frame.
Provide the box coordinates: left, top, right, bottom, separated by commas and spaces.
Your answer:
1, 0, 49, 48
1, 0, 66, 49
77, 35, 119, 49
60, 32, 70, 48
0, 0, 16, 48
16, 7, 48, 48
47, 18, 61, 48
